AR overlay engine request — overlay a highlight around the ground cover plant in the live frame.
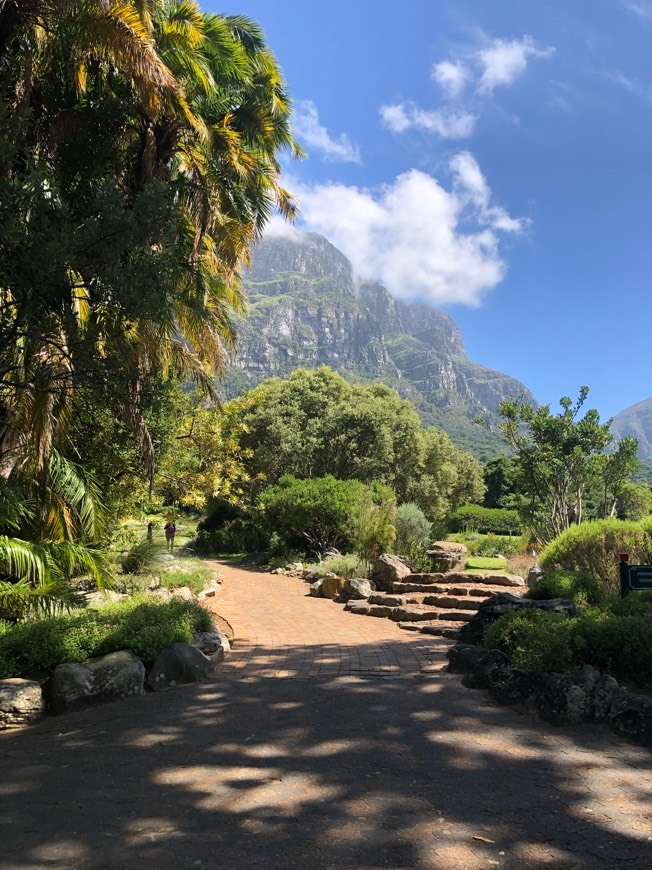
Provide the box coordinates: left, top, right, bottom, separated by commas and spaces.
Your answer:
0, 597, 213, 679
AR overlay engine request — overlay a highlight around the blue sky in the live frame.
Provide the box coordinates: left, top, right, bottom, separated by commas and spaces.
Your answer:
215, 0, 652, 420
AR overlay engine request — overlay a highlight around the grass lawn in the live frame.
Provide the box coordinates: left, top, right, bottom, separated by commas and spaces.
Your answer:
465, 555, 508, 573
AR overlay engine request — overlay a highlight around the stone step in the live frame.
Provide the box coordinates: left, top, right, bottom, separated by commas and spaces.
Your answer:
404, 572, 525, 588
391, 581, 527, 597
369, 591, 481, 611
397, 621, 464, 638
345, 601, 474, 623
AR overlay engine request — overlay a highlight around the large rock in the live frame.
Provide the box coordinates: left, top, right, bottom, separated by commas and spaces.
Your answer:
343, 578, 375, 600
486, 665, 544, 707
447, 643, 508, 675
309, 579, 324, 597
0, 679, 45, 729
458, 593, 576, 645
170, 585, 195, 601
427, 542, 467, 573
320, 575, 346, 600
535, 667, 620, 726
370, 554, 411, 592
194, 630, 230, 663
609, 693, 652, 745
49, 651, 145, 715
147, 643, 214, 691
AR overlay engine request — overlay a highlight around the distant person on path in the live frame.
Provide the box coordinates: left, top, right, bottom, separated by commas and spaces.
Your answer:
164, 521, 176, 552
147, 521, 153, 542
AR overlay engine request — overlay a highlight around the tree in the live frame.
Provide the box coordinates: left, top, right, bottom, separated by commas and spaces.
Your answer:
194, 367, 485, 524
259, 475, 386, 554
483, 457, 518, 509
497, 387, 639, 545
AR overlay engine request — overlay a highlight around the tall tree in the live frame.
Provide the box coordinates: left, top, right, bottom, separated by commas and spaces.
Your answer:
497, 387, 639, 545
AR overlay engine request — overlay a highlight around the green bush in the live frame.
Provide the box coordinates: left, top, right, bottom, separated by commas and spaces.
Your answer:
526, 570, 605, 606
448, 531, 524, 557
449, 505, 521, 535
157, 560, 215, 595
395, 503, 431, 553
121, 539, 161, 574
0, 597, 213, 679
540, 518, 652, 593
484, 609, 577, 672
310, 554, 366, 580
260, 475, 395, 556
484, 594, 652, 687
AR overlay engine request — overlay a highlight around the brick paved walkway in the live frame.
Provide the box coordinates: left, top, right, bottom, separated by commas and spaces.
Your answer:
1, 561, 651, 870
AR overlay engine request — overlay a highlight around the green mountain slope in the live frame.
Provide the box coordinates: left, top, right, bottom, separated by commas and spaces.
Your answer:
611, 397, 652, 460
223, 231, 536, 459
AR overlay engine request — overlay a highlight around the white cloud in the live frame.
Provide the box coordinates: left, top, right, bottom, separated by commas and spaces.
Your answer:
292, 100, 361, 163
432, 60, 471, 99
623, 1, 652, 17
286, 155, 524, 307
380, 103, 477, 139
477, 36, 555, 94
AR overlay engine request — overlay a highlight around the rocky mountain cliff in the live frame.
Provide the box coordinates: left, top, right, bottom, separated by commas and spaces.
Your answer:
224, 231, 536, 458
611, 398, 652, 460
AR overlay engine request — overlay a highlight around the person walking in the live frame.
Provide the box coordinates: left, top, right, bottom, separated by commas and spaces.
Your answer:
147, 521, 153, 542
164, 520, 176, 552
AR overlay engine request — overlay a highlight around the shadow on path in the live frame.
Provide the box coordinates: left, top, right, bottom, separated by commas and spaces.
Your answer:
1, 644, 651, 870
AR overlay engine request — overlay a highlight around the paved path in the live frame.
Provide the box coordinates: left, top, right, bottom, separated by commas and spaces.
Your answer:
1, 562, 651, 870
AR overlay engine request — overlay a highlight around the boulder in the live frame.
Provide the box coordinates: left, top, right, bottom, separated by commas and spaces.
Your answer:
370, 554, 411, 592
170, 585, 195, 601
284, 562, 304, 576
343, 578, 375, 600
49, 651, 145, 715
320, 576, 346, 600
486, 665, 544, 707
194, 630, 230, 663
447, 643, 508, 675
609, 693, 652, 745
528, 563, 544, 585
303, 568, 321, 582
427, 542, 467, 573
198, 579, 221, 600
458, 593, 576, 645
0, 679, 45, 729
536, 673, 593, 726
459, 651, 512, 690
309, 579, 324, 597
147, 643, 214, 691
148, 586, 172, 602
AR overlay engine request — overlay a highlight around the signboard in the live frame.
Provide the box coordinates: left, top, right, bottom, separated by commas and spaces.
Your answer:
618, 557, 652, 596
625, 566, 652, 591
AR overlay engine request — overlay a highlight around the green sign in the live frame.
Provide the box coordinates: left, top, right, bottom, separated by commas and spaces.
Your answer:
626, 565, 652, 591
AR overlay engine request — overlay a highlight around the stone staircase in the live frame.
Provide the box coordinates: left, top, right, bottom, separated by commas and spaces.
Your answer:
344, 571, 527, 639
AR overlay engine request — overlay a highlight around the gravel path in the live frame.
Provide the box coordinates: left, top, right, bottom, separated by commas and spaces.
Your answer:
1, 560, 650, 869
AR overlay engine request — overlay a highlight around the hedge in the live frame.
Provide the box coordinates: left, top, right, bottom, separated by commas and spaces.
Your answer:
540, 517, 652, 593
448, 505, 522, 535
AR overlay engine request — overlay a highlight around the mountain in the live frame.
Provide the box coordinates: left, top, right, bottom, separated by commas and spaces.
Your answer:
611, 398, 652, 460
223, 231, 536, 459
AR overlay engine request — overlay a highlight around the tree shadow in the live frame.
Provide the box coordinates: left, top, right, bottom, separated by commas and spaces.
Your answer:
1, 643, 651, 869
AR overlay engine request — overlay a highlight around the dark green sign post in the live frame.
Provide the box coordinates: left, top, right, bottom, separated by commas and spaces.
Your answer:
618, 554, 652, 597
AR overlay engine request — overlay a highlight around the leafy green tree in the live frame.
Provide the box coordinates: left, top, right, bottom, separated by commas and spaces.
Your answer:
259, 475, 393, 555
497, 387, 639, 545
483, 457, 518, 509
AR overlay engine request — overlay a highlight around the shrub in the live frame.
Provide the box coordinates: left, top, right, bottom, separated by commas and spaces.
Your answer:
526, 570, 605, 607
484, 594, 652, 688
121, 539, 161, 574
259, 475, 395, 555
448, 531, 524, 557
0, 597, 213, 679
157, 560, 215, 595
484, 609, 577, 672
540, 518, 652, 593
449, 505, 522, 535
395, 503, 431, 553
310, 554, 367, 580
